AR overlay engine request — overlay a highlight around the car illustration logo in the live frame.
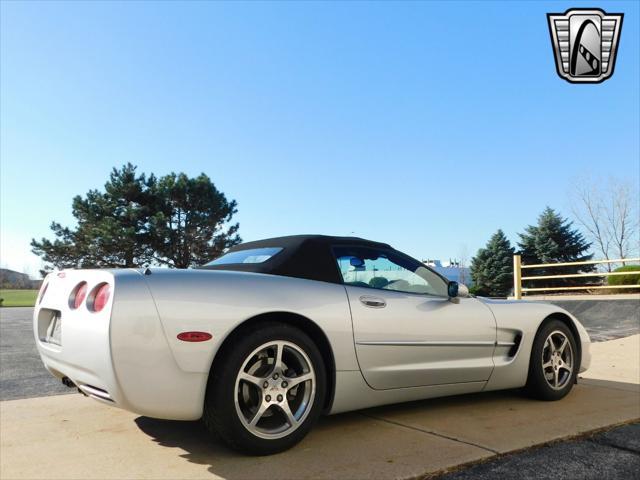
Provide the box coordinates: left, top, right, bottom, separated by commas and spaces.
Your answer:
547, 8, 623, 83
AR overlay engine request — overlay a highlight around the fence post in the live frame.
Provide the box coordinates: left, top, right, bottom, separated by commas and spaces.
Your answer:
513, 254, 522, 300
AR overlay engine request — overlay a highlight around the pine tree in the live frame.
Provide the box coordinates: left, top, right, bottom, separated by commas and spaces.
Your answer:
517, 207, 594, 287
149, 172, 240, 268
470, 229, 515, 297
31, 164, 156, 269
32, 164, 241, 271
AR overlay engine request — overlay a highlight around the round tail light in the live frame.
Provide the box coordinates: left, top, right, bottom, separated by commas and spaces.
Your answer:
69, 282, 88, 309
89, 283, 111, 312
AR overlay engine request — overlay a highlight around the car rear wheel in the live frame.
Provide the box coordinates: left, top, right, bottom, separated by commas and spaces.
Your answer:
525, 319, 578, 401
203, 322, 326, 455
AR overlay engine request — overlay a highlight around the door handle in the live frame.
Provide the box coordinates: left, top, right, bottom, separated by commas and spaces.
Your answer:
360, 295, 386, 308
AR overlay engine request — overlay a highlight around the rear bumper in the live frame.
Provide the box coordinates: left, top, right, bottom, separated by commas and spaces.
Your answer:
40, 351, 117, 405
35, 270, 120, 406
34, 269, 207, 420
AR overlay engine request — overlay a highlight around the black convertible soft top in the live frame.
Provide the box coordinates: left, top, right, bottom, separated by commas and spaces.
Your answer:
201, 234, 393, 284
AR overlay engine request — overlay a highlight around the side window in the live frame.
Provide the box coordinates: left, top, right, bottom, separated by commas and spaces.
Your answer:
333, 246, 448, 297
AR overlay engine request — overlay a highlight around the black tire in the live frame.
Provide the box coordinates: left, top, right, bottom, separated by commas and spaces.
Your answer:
202, 322, 326, 455
525, 319, 579, 401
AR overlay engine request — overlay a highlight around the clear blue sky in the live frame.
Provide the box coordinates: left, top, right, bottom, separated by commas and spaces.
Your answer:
1, 1, 639, 276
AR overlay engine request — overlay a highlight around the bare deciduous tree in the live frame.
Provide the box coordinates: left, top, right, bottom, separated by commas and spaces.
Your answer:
570, 176, 639, 271
607, 180, 639, 261
457, 244, 469, 285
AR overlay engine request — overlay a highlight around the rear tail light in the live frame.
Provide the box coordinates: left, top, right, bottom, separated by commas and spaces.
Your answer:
69, 282, 88, 309
89, 283, 111, 312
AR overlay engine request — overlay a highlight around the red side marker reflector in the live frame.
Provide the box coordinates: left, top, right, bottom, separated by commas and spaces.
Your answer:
177, 332, 213, 342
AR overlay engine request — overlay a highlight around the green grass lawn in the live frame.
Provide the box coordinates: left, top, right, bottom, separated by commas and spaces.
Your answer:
0, 289, 38, 307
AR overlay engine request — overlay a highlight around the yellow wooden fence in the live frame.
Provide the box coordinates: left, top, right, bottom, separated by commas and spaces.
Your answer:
512, 255, 640, 299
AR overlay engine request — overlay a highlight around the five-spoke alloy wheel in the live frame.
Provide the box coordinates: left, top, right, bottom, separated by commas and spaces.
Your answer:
541, 330, 574, 390
235, 341, 316, 439
203, 322, 326, 455
525, 319, 578, 401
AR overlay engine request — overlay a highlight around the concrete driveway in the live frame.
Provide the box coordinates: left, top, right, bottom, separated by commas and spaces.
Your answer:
1, 377, 638, 479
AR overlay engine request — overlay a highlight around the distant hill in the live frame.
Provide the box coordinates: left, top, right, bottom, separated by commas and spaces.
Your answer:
0, 268, 42, 289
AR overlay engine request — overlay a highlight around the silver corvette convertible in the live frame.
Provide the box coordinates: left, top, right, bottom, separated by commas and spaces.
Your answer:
34, 235, 591, 454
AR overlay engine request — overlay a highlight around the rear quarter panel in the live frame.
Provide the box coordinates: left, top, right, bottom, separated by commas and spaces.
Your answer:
141, 269, 358, 375
109, 270, 209, 419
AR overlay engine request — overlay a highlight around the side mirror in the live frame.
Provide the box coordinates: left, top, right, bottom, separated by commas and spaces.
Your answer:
447, 281, 469, 302
350, 257, 365, 268
447, 281, 459, 298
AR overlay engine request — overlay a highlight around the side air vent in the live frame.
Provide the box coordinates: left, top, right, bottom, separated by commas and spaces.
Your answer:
508, 333, 523, 357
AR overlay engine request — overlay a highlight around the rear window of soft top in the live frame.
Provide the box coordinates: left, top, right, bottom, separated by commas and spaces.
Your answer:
205, 247, 283, 265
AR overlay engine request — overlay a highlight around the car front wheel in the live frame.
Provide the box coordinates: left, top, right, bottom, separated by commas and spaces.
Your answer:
203, 323, 326, 455
525, 319, 578, 401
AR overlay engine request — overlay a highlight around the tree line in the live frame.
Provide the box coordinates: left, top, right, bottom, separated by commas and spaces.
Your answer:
31, 164, 241, 273
470, 179, 639, 297
470, 208, 595, 297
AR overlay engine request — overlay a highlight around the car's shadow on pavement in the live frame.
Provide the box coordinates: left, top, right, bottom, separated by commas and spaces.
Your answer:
133, 390, 524, 479
134, 416, 239, 458
134, 412, 380, 478
133, 382, 639, 479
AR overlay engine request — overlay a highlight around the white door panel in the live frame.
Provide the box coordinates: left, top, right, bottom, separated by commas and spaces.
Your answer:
346, 286, 497, 390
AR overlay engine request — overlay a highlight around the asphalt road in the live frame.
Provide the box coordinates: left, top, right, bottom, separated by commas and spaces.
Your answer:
438, 422, 640, 480
0, 307, 70, 401
542, 299, 640, 342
